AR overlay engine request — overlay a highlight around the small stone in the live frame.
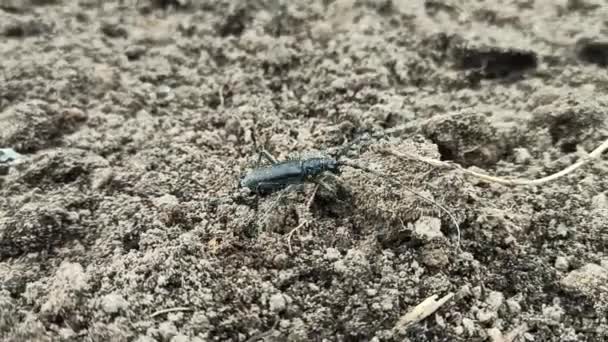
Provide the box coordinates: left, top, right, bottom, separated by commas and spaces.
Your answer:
485, 291, 504, 311
471, 286, 482, 299
224, 118, 241, 136
591, 193, 608, 210
58, 327, 76, 339
325, 248, 341, 261
153, 194, 179, 207
158, 322, 178, 340
380, 297, 393, 311
414, 216, 444, 241
366, 289, 377, 297
476, 309, 496, 323
556, 223, 569, 237
506, 299, 521, 314
272, 253, 288, 269
487, 327, 504, 342
513, 147, 532, 164
435, 314, 446, 327
91, 168, 113, 190
333, 260, 347, 273
555, 256, 569, 271
269, 293, 287, 312
101, 293, 128, 314
454, 326, 464, 335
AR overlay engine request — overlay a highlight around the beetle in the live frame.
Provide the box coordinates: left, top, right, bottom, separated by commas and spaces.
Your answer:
236, 134, 461, 250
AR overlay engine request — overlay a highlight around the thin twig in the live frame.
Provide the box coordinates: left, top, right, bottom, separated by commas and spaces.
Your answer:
383, 137, 608, 186
149, 307, 193, 318
393, 292, 454, 334
287, 220, 308, 254
286, 184, 319, 254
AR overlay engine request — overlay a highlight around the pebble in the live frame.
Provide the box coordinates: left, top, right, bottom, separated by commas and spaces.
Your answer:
485, 291, 504, 310
476, 309, 496, 323
454, 326, 464, 335
325, 248, 341, 261
554, 256, 569, 271
380, 297, 393, 311
471, 286, 482, 299
513, 147, 532, 164
506, 299, 521, 314
269, 293, 287, 312
101, 293, 128, 314
158, 322, 178, 340
591, 193, 607, 210
414, 216, 444, 240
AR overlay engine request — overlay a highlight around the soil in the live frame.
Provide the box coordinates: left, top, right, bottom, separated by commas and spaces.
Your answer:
1, 1, 607, 341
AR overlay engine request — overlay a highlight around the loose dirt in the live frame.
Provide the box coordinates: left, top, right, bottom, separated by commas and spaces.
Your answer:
1, 1, 607, 341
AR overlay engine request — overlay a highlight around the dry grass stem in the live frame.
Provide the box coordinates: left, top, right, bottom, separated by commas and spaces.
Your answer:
383, 137, 608, 186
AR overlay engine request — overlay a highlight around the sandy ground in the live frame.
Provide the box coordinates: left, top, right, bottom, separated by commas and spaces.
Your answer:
1, 0, 608, 341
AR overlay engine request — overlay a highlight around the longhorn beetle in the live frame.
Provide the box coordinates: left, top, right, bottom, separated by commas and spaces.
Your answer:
238, 133, 461, 250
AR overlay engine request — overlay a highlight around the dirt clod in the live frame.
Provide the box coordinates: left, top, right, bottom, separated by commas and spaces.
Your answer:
560, 263, 608, 298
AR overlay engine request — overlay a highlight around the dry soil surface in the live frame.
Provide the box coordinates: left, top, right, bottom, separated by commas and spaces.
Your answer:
1, 0, 608, 341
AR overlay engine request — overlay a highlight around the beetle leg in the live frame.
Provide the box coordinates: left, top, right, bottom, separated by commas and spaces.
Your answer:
260, 149, 279, 165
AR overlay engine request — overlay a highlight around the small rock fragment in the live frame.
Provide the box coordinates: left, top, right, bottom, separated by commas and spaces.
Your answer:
101, 293, 128, 314
158, 322, 178, 340
324, 248, 341, 261
269, 293, 287, 312
487, 327, 504, 342
485, 291, 504, 311
513, 147, 532, 164
506, 298, 521, 314
414, 216, 444, 241
476, 309, 496, 323
554, 256, 569, 271
591, 193, 608, 210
